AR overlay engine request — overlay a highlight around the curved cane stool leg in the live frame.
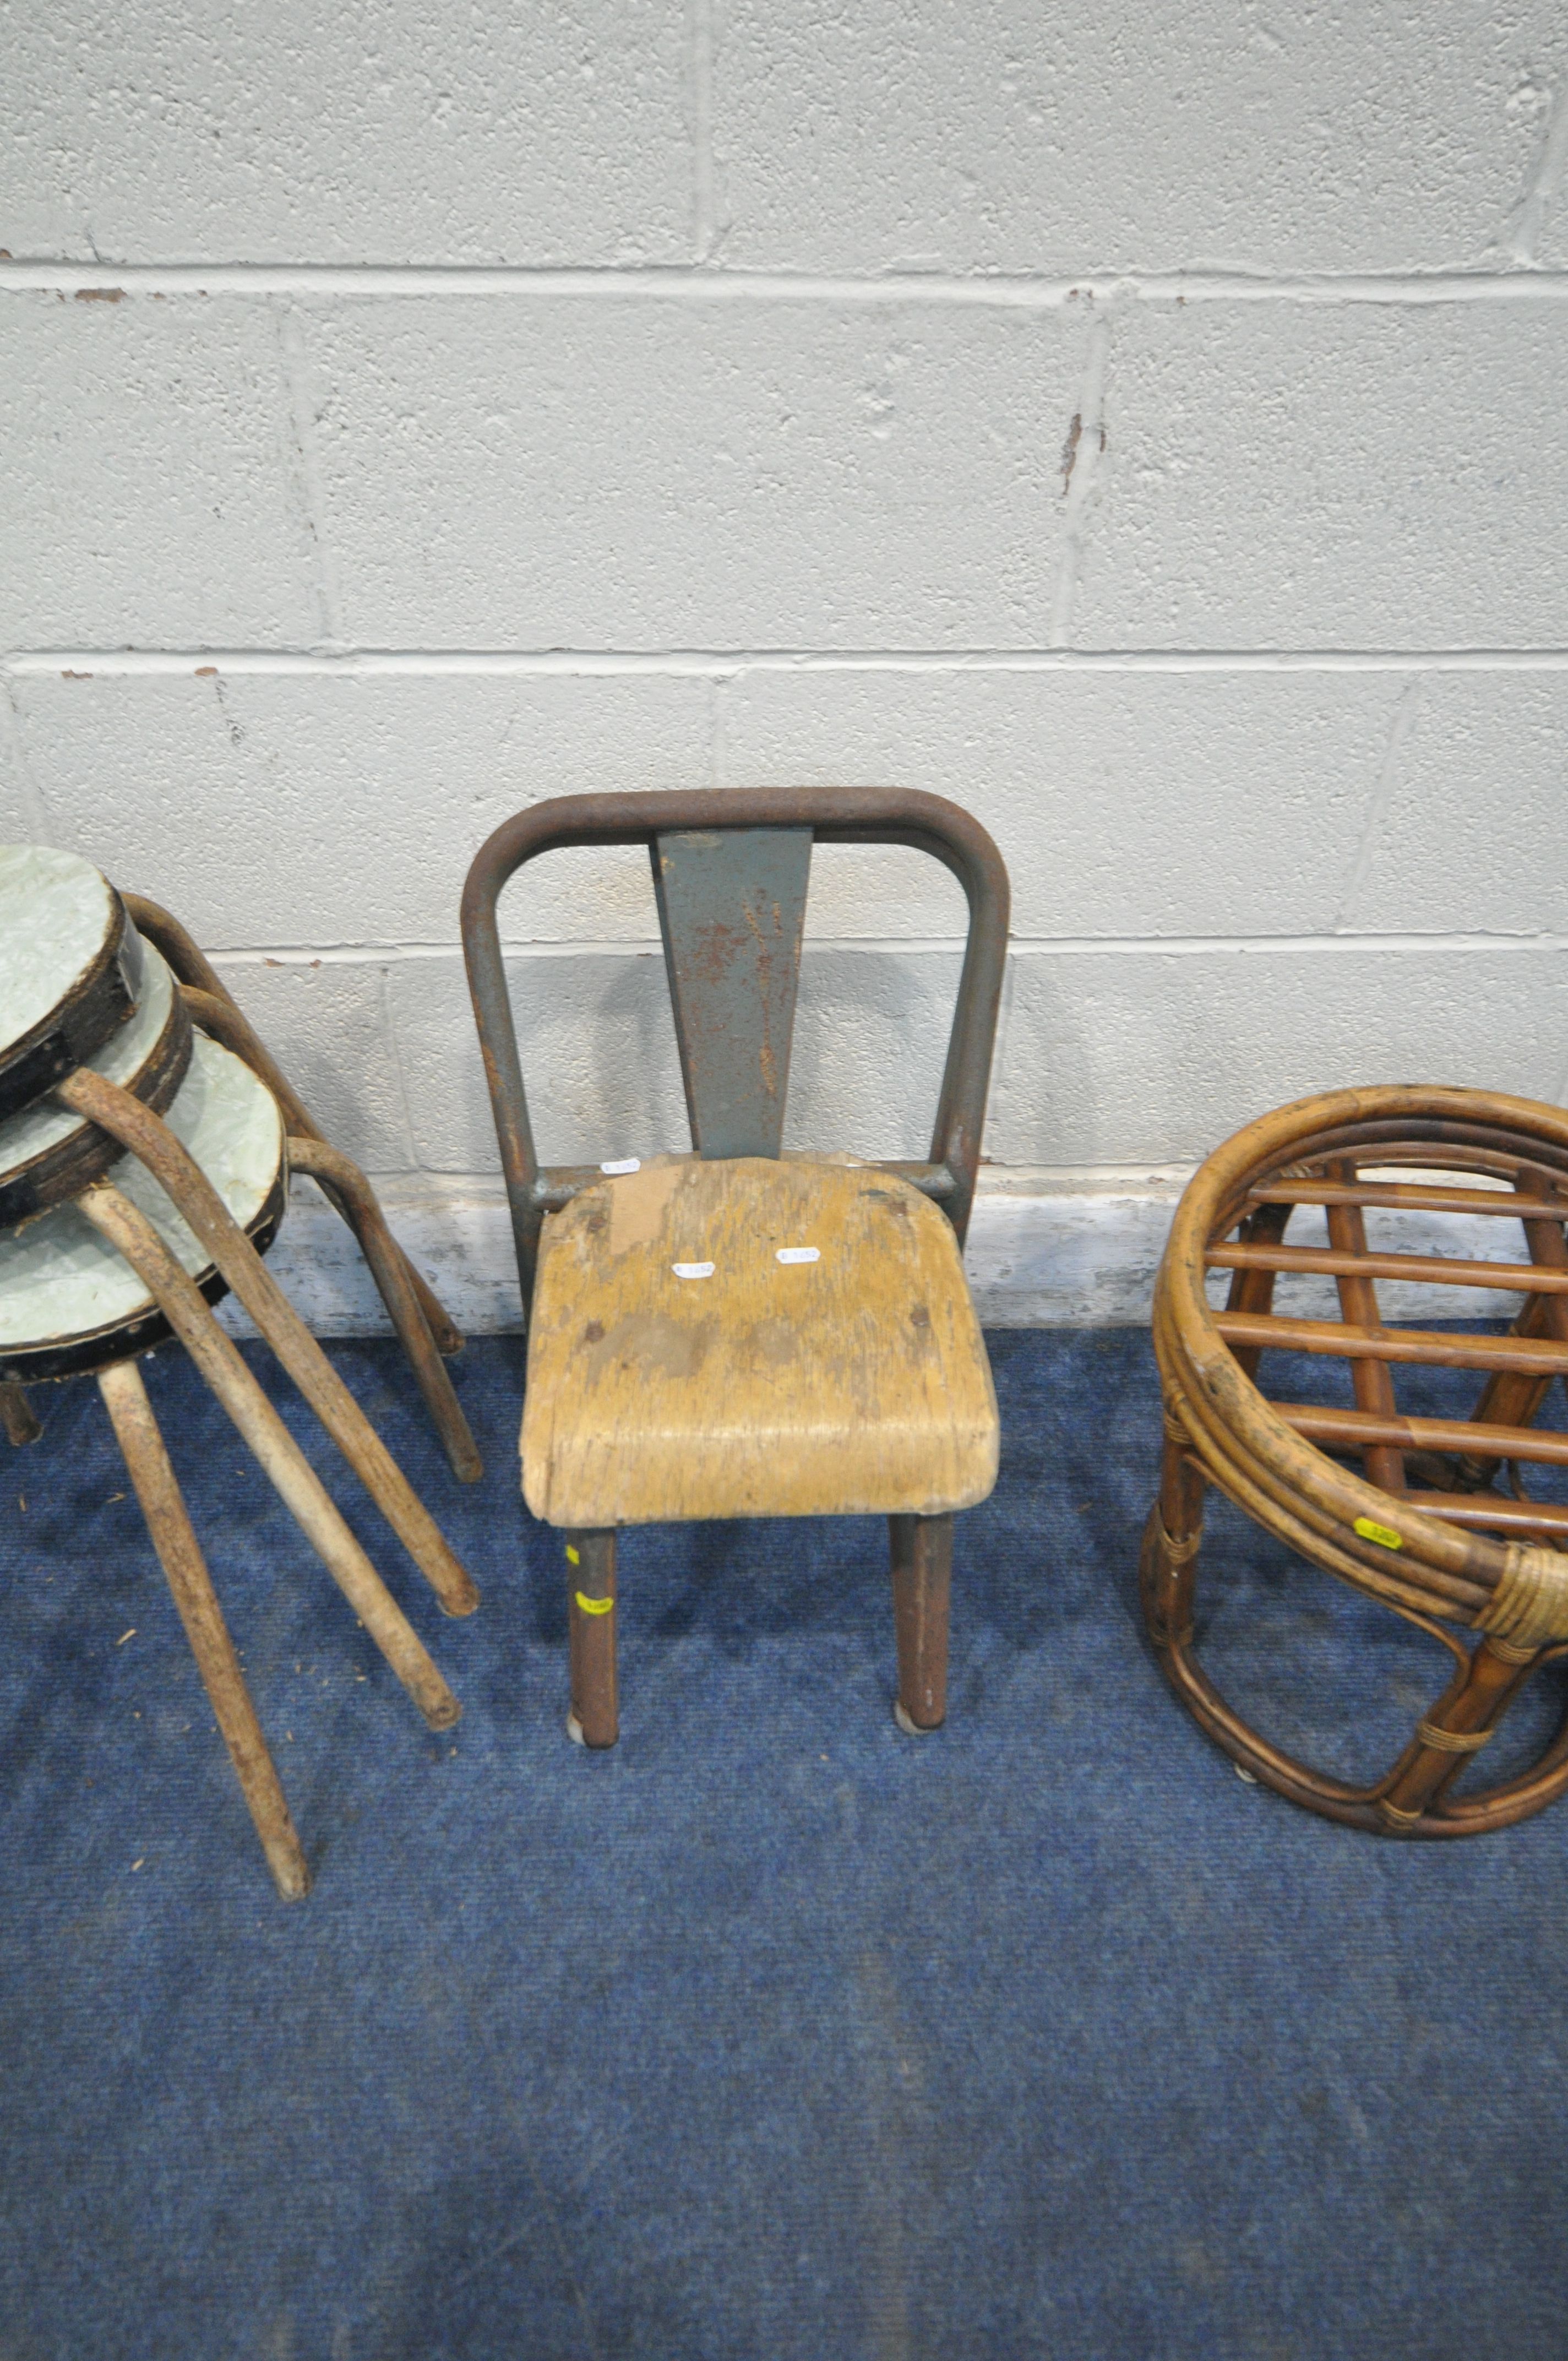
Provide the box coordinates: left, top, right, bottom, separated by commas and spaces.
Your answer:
1373, 1634, 1537, 1830
1140, 1396, 1568, 1839
97, 1357, 310, 1901
1, 1381, 41, 1447
79, 1185, 460, 1733
1140, 1410, 1206, 1657
565, 1529, 618, 1749
889, 1513, 952, 1733
55, 1068, 480, 1618
1455, 1188, 1568, 1485
1150, 1571, 1568, 1838
286, 1136, 481, 1484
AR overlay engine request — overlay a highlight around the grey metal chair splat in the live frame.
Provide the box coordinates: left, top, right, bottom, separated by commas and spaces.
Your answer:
651, 825, 812, 1161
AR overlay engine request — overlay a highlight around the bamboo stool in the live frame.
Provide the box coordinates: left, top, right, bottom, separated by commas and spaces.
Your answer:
1145, 1084, 1568, 1838
1, 846, 479, 1897
462, 788, 1008, 1748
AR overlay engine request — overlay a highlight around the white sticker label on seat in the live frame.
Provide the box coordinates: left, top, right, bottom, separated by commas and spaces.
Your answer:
776, 1247, 820, 1265
601, 1157, 641, 1175
672, 1261, 715, 1279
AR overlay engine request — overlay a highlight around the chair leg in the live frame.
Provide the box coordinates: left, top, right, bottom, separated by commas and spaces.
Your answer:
79, 1184, 461, 1734
97, 1357, 311, 1902
1, 1381, 41, 1447
888, 1513, 952, 1733
286, 1135, 482, 1484
565, 1529, 618, 1749
53, 1068, 480, 1618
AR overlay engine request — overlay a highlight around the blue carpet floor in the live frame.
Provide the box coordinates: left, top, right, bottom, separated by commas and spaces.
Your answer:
2, 1327, 1566, 2360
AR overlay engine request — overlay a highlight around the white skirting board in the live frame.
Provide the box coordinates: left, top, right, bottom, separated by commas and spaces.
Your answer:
214, 1175, 1527, 1338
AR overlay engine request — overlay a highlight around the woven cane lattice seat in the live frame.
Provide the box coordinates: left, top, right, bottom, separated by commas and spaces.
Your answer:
1145, 1085, 1568, 1838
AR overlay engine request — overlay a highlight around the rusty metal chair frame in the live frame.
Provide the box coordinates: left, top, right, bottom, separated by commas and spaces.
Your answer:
462, 788, 1010, 1301
1145, 1084, 1568, 1838
461, 787, 1010, 1744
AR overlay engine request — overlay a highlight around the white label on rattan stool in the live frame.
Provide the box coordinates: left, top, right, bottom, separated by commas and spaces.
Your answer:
672, 1261, 715, 1279
601, 1158, 640, 1175
776, 1246, 820, 1265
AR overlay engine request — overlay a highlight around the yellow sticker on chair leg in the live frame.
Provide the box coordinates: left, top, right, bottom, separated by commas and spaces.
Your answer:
575, 1591, 614, 1617
565, 1544, 580, 1565
1354, 1516, 1404, 1550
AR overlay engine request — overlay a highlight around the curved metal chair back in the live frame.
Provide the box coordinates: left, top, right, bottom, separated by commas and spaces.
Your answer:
461, 788, 1010, 1321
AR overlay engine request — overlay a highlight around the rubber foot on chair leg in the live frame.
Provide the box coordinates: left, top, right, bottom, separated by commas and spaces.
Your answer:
567, 1712, 586, 1747
894, 1700, 941, 1736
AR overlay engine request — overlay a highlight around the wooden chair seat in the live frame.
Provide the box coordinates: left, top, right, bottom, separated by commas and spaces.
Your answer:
523, 1156, 999, 1528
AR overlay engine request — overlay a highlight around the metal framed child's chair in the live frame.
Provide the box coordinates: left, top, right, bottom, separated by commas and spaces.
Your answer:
461, 788, 1009, 1747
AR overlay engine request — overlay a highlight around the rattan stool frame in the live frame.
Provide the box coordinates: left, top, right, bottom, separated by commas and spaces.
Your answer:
1145, 1085, 1568, 1839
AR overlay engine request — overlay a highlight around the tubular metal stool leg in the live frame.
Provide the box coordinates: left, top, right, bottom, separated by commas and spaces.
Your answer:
178, 980, 465, 1361
79, 1185, 460, 1733
55, 1068, 480, 1618
286, 1136, 481, 1484
1, 1381, 41, 1447
97, 1357, 311, 1902
565, 1530, 618, 1749
123, 891, 464, 1360
889, 1512, 952, 1733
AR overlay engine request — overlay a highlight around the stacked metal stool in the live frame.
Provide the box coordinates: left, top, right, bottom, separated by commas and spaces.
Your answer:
0, 844, 482, 1898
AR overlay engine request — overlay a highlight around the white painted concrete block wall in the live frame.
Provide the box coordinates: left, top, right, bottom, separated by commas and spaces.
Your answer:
3, 2, 1566, 1328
